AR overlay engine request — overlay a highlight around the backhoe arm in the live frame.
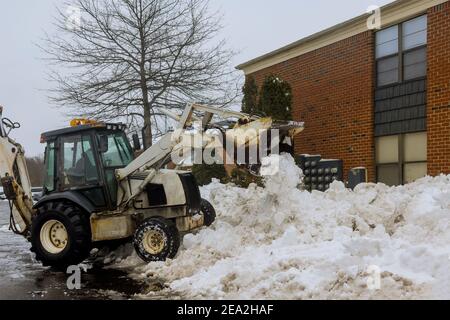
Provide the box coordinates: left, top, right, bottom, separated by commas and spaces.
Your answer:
0, 106, 34, 235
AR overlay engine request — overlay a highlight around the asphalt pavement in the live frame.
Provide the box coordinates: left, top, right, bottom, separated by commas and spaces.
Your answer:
0, 201, 149, 300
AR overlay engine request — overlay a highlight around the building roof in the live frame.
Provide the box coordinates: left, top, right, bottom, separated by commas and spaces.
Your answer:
237, 0, 447, 75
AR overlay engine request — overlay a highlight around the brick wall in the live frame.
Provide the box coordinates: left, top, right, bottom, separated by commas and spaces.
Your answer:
427, 1, 450, 176
249, 31, 376, 181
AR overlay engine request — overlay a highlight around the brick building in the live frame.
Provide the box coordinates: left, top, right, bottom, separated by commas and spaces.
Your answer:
237, 0, 450, 185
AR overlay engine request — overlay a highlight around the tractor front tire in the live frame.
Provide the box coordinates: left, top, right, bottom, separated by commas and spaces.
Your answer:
133, 217, 180, 263
200, 199, 216, 227
30, 202, 92, 270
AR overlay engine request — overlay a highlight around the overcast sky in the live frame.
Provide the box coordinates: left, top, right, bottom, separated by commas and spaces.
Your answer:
0, 0, 394, 156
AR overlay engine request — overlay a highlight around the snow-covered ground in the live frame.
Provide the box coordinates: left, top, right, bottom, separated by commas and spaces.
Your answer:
115, 154, 450, 300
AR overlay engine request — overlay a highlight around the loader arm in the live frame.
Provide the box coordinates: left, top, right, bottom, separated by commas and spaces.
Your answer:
0, 106, 34, 235
116, 104, 257, 181
116, 103, 304, 181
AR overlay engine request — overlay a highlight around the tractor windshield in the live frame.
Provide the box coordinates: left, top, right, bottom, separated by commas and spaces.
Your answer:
101, 132, 133, 168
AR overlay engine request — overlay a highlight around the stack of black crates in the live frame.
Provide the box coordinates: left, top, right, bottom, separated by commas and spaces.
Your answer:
295, 155, 343, 192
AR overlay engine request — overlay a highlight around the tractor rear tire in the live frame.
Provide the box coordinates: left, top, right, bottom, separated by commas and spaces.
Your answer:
133, 217, 180, 263
30, 202, 91, 270
200, 199, 216, 227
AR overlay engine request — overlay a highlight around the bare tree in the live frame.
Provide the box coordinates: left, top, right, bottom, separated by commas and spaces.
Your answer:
25, 156, 45, 187
43, 0, 238, 147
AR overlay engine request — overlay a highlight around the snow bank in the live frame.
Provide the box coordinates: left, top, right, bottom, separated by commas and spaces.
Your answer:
117, 154, 450, 299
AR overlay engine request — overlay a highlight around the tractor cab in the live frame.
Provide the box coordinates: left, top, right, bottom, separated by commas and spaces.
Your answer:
40, 120, 134, 211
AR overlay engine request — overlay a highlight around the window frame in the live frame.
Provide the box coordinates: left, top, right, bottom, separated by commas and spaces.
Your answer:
376, 132, 427, 185
375, 15, 427, 88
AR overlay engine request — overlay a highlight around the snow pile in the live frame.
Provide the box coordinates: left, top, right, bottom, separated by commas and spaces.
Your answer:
117, 154, 450, 299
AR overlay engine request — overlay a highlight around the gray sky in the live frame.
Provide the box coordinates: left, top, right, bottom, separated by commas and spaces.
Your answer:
0, 0, 394, 156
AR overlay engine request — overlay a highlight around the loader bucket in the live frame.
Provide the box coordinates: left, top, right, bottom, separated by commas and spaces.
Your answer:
198, 117, 304, 168
214, 117, 304, 151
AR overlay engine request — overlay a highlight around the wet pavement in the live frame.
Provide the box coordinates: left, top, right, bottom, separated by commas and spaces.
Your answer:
0, 201, 150, 300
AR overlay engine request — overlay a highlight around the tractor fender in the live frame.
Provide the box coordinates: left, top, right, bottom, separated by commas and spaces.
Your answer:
33, 191, 95, 215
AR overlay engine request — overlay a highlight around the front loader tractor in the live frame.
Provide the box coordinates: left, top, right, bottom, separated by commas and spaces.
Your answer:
0, 104, 304, 270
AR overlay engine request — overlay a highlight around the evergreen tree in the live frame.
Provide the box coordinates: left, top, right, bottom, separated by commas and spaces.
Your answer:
258, 75, 293, 120
241, 76, 259, 115
192, 163, 228, 186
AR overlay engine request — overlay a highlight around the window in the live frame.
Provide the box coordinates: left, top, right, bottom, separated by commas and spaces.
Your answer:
404, 47, 427, 81
402, 15, 427, 50
44, 142, 56, 192
377, 56, 399, 87
100, 132, 133, 206
376, 25, 399, 58
101, 133, 133, 168
376, 15, 427, 87
403, 132, 427, 184
378, 165, 401, 187
376, 132, 427, 186
62, 135, 99, 187
376, 135, 399, 164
